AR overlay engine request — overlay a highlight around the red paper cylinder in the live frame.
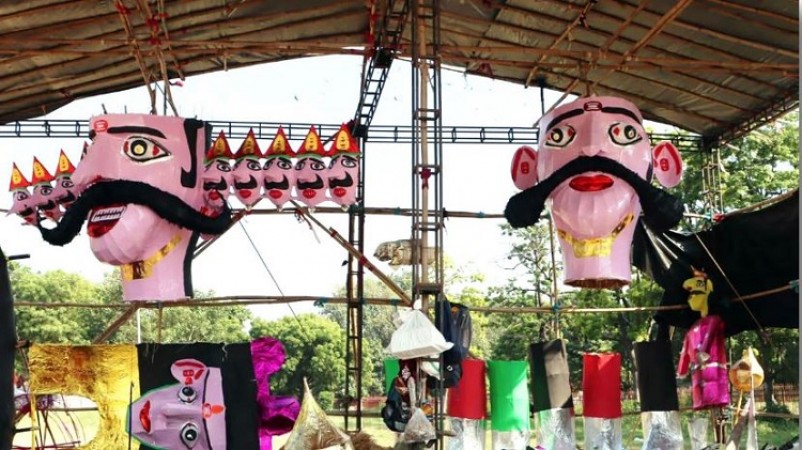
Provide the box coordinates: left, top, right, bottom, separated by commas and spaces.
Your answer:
582, 353, 622, 418
447, 358, 487, 419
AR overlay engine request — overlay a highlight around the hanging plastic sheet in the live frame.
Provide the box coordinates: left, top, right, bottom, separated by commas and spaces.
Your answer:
488, 360, 530, 450
282, 380, 353, 450
385, 310, 453, 359
688, 417, 708, 450
634, 341, 682, 450
583, 353, 622, 450
529, 340, 575, 449
448, 419, 486, 450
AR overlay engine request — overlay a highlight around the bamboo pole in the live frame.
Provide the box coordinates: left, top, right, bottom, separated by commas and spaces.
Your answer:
91, 304, 139, 343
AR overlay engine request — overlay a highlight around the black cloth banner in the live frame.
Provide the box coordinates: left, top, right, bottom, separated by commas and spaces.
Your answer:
634, 340, 679, 412
0, 247, 14, 450
632, 190, 799, 335
529, 339, 574, 411
136, 343, 260, 450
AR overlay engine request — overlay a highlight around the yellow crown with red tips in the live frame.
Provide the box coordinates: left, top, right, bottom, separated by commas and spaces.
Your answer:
328, 123, 360, 156
31, 157, 54, 186
9, 163, 30, 191
297, 126, 326, 159
264, 127, 296, 159
205, 131, 234, 165
234, 128, 263, 160
55, 150, 76, 177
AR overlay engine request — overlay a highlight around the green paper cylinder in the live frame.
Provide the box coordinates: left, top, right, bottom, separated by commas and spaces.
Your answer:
384, 358, 399, 394
488, 360, 530, 432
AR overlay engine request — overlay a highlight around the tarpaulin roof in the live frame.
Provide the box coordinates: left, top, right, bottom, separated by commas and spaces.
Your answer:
0, 0, 797, 143
633, 190, 799, 336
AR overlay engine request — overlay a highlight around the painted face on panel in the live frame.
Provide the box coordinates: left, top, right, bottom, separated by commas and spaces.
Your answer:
508, 96, 683, 288
232, 129, 263, 208
129, 359, 226, 450
8, 163, 37, 225
29, 157, 62, 221
326, 124, 360, 209
202, 131, 234, 214
262, 127, 296, 209
294, 126, 328, 208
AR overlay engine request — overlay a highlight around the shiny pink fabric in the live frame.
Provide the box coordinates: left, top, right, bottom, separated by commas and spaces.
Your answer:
677, 315, 729, 410
250, 337, 300, 450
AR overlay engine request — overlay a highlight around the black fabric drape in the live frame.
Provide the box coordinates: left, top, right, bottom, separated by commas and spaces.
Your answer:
0, 248, 14, 450
632, 191, 799, 336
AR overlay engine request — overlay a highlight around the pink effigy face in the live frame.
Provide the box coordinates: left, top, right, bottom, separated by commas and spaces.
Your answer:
43, 114, 222, 301
232, 158, 262, 208
294, 156, 328, 208
263, 156, 295, 209
9, 188, 36, 225
327, 154, 359, 208
30, 182, 62, 221
510, 96, 683, 288
129, 359, 226, 450
52, 174, 78, 209
202, 159, 233, 213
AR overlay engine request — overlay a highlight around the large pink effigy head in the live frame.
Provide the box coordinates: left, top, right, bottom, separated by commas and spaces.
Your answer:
35, 114, 232, 301
508, 96, 683, 288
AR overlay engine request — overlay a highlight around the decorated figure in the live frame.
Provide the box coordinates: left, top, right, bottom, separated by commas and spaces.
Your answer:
52, 149, 79, 209
8, 163, 37, 225
29, 157, 62, 221
506, 96, 684, 289
35, 114, 233, 301
677, 269, 729, 411
294, 126, 328, 209
202, 130, 235, 215
326, 123, 360, 209
232, 128, 263, 208
262, 127, 296, 209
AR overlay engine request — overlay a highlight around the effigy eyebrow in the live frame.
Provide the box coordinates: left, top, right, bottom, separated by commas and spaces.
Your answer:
544, 108, 584, 131
601, 107, 642, 124
107, 126, 167, 139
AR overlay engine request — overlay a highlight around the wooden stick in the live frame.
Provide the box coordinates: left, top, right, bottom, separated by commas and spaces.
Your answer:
92, 304, 139, 343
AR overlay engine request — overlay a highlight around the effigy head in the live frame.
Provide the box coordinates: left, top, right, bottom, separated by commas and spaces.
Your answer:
129, 359, 226, 450
8, 163, 37, 225
29, 157, 62, 221
294, 126, 328, 208
326, 123, 360, 209
506, 96, 684, 288
262, 127, 296, 209
35, 114, 233, 301
52, 149, 79, 209
202, 131, 234, 214
232, 129, 263, 208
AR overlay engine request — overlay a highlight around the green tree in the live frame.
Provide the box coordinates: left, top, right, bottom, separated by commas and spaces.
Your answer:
249, 313, 348, 405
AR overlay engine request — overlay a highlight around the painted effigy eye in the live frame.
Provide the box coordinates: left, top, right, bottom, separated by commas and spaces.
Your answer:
216, 161, 231, 172
544, 125, 576, 148
608, 123, 643, 145
177, 385, 197, 404
122, 136, 171, 162
39, 186, 53, 196
294, 159, 306, 170
277, 158, 292, 170
310, 159, 326, 171
61, 178, 74, 188
179, 422, 199, 448
341, 156, 358, 168
14, 191, 29, 201
246, 160, 261, 171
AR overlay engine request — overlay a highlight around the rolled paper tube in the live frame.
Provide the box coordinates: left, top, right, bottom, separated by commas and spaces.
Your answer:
384, 358, 399, 394
634, 340, 679, 412
487, 360, 530, 432
582, 353, 622, 418
447, 358, 488, 419
529, 340, 573, 411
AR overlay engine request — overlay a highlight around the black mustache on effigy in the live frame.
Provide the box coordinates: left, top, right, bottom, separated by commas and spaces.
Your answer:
36, 180, 234, 246
504, 156, 684, 233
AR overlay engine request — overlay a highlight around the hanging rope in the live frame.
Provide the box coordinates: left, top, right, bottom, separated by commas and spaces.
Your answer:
115, 0, 157, 114
693, 234, 768, 341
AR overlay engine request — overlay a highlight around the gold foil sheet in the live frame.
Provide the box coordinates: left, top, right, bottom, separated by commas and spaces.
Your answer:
28, 344, 139, 450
